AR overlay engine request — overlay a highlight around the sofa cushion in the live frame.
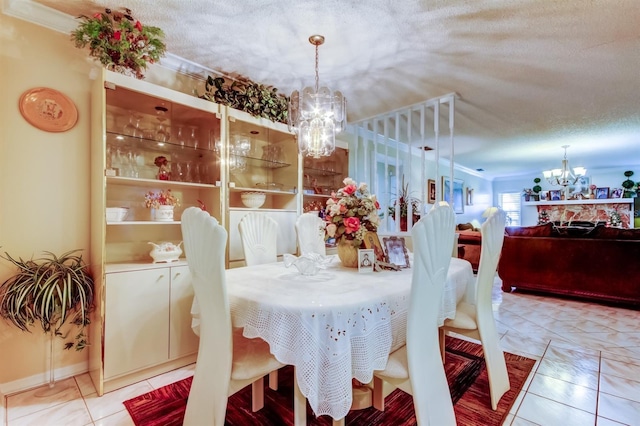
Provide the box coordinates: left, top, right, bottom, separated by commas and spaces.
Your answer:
593, 226, 640, 240
457, 222, 474, 231
458, 229, 482, 243
505, 222, 554, 237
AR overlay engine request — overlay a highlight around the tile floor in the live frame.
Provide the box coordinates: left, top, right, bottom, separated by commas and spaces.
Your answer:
3, 276, 640, 425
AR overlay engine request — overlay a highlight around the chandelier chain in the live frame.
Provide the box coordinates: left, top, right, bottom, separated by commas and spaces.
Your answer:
315, 43, 320, 93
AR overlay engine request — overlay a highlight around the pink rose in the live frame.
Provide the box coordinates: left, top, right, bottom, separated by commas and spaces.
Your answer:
343, 217, 361, 234
134, 21, 143, 31
343, 184, 357, 195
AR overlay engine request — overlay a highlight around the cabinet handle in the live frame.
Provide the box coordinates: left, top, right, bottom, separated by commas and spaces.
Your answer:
174, 272, 181, 279
157, 274, 165, 282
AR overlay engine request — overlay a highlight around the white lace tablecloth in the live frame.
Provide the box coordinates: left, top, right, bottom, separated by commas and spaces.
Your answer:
191, 256, 473, 420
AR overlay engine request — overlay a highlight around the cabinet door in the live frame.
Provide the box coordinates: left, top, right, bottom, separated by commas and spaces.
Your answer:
169, 265, 199, 359
104, 269, 170, 379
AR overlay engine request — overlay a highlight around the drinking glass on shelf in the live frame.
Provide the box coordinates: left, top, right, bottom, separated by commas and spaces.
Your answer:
156, 108, 170, 142
176, 126, 186, 148
171, 162, 183, 182
188, 126, 199, 149
123, 114, 143, 138
185, 161, 194, 182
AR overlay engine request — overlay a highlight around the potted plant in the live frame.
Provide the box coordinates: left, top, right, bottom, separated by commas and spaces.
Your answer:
144, 189, 180, 221
199, 76, 289, 124
622, 170, 636, 198
532, 178, 542, 201
0, 249, 94, 350
387, 176, 421, 231
71, 8, 166, 79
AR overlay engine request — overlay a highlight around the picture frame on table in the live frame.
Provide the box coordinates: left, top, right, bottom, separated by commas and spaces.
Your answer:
358, 249, 375, 273
596, 187, 609, 199
610, 188, 623, 199
441, 177, 464, 214
363, 231, 386, 262
427, 179, 436, 204
549, 189, 562, 201
382, 236, 410, 268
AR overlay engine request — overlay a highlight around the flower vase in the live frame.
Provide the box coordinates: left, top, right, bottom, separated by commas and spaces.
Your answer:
337, 242, 360, 268
153, 205, 175, 222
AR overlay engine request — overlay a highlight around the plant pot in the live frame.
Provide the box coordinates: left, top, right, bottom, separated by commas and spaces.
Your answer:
337, 242, 359, 268
153, 205, 175, 221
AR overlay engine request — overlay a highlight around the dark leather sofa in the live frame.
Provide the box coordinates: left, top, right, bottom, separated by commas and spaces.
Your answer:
456, 223, 481, 272
498, 223, 640, 307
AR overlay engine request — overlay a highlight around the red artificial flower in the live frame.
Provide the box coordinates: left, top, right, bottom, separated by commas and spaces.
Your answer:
343, 217, 361, 234
113, 31, 121, 41
93, 12, 102, 19
134, 20, 143, 31
342, 184, 357, 195
374, 200, 380, 209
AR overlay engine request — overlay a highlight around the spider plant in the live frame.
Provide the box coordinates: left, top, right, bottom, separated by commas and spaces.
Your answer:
0, 249, 94, 350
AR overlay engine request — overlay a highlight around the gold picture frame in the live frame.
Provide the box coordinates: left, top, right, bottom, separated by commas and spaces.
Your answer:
363, 231, 386, 262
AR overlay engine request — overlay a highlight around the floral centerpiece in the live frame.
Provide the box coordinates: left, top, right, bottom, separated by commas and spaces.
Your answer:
144, 189, 180, 209
325, 178, 380, 249
71, 8, 166, 79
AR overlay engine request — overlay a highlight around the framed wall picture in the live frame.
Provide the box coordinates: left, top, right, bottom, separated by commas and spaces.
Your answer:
382, 236, 410, 268
568, 176, 590, 198
427, 179, 436, 204
441, 177, 464, 214
358, 249, 374, 273
363, 231, 385, 262
610, 188, 623, 199
549, 189, 562, 201
596, 187, 609, 199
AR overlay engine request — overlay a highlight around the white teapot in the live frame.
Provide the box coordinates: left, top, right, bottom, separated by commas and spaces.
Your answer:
148, 241, 183, 263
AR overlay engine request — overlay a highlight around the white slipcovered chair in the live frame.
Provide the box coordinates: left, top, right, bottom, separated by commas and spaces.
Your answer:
238, 212, 278, 266
439, 208, 510, 410
372, 204, 457, 426
181, 207, 284, 425
238, 211, 280, 389
295, 212, 326, 256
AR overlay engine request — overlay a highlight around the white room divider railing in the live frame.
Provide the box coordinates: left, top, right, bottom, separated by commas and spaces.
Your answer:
348, 93, 458, 233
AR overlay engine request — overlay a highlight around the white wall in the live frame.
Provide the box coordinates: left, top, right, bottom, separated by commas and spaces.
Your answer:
0, 11, 205, 394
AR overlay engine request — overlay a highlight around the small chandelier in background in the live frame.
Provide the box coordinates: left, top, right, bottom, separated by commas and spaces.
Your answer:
543, 145, 586, 188
288, 35, 346, 159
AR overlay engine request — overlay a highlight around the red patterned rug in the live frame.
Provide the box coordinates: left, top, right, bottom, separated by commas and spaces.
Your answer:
124, 336, 535, 425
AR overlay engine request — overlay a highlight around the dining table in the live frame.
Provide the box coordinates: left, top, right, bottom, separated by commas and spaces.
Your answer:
191, 254, 474, 423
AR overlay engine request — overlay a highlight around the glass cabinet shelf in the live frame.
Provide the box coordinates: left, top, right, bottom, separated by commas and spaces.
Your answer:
230, 153, 291, 170
107, 221, 182, 225
106, 176, 221, 189
230, 186, 296, 195
304, 166, 342, 177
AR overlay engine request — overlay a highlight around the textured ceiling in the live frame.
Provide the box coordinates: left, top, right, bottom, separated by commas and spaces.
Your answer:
21, 0, 640, 179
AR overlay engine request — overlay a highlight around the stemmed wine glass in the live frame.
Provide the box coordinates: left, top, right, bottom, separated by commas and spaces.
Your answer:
188, 126, 199, 149
123, 114, 143, 138
155, 106, 170, 142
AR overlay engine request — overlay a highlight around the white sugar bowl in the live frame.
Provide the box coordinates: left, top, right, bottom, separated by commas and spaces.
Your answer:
148, 241, 183, 263
241, 191, 266, 208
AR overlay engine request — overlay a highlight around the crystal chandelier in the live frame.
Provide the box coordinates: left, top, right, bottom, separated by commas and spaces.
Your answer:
288, 35, 346, 159
543, 145, 586, 187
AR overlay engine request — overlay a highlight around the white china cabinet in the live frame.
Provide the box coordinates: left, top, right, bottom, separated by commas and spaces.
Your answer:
225, 108, 301, 267
90, 70, 223, 394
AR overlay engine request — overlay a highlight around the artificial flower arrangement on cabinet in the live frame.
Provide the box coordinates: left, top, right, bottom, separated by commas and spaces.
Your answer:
71, 8, 166, 79
324, 178, 380, 267
387, 175, 421, 231
144, 189, 180, 221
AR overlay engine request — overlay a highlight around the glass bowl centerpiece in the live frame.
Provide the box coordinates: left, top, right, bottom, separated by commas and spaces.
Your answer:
324, 178, 380, 267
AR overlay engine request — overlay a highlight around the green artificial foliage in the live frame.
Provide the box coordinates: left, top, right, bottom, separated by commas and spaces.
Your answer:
532, 177, 542, 194
200, 76, 289, 124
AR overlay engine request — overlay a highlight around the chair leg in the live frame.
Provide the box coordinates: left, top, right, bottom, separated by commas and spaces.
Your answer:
372, 376, 385, 411
438, 328, 446, 363
268, 370, 279, 390
251, 377, 265, 412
